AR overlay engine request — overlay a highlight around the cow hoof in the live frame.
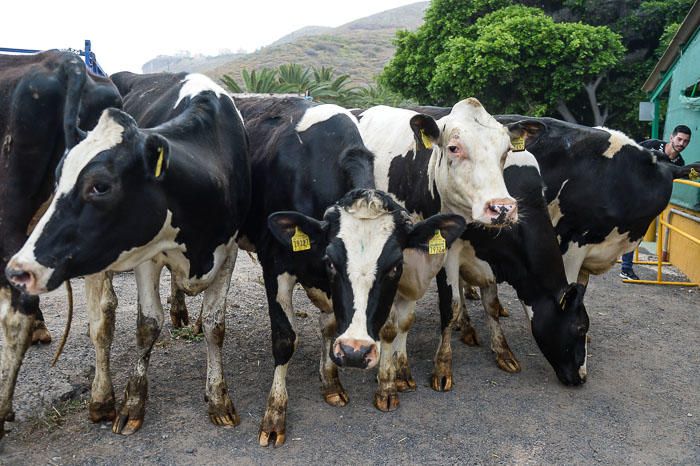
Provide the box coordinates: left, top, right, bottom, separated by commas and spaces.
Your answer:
88, 399, 116, 423
192, 318, 203, 336
460, 326, 480, 346
259, 428, 286, 447
169, 312, 189, 328
32, 321, 52, 345
112, 414, 143, 436
323, 390, 349, 407
496, 354, 521, 373
210, 411, 240, 427
373, 391, 400, 412
208, 401, 240, 427
498, 305, 509, 317
431, 374, 453, 392
586, 334, 592, 343
464, 286, 480, 300
395, 375, 416, 392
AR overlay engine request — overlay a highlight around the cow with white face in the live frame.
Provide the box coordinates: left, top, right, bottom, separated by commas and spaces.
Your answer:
6, 73, 251, 435
233, 96, 466, 446
356, 99, 542, 396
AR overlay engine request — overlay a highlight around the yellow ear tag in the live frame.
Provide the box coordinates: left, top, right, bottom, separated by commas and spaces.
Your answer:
420, 129, 433, 150
428, 229, 447, 255
155, 146, 165, 178
291, 227, 311, 252
511, 136, 525, 152
689, 168, 700, 181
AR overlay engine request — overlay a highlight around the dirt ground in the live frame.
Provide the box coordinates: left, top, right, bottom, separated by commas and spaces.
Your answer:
0, 252, 698, 465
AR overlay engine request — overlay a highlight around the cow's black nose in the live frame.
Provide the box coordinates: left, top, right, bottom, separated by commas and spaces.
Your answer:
333, 343, 371, 368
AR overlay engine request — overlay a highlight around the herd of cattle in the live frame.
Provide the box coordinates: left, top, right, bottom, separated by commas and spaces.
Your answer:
1, 50, 698, 446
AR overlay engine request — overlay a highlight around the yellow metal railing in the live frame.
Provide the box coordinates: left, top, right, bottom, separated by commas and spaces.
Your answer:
623, 178, 700, 286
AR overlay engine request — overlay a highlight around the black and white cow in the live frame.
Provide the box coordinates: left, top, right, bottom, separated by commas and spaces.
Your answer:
6, 72, 251, 435
0, 50, 121, 439
356, 100, 540, 394
446, 150, 589, 386
233, 96, 465, 446
494, 115, 700, 286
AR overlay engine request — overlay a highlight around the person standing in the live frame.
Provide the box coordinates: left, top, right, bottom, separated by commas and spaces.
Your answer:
619, 125, 692, 280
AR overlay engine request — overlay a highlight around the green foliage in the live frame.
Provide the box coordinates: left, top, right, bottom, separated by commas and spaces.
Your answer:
387, 4, 624, 116
381, 0, 694, 135
219, 64, 362, 106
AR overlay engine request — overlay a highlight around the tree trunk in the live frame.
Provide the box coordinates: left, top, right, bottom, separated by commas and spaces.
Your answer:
585, 75, 609, 127
556, 100, 578, 124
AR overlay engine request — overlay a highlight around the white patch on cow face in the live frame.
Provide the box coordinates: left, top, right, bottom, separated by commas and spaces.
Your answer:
358, 106, 418, 194
432, 99, 514, 223
295, 104, 358, 133
335, 205, 396, 344
504, 149, 540, 172
596, 127, 642, 158
8, 111, 125, 292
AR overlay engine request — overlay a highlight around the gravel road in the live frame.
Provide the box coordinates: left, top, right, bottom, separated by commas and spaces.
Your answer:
1, 253, 698, 465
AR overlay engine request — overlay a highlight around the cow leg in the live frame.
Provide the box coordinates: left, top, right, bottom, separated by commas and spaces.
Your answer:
456, 279, 480, 347
304, 287, 348, 407
31, 308, 52, 345
481, 284, 520, 373
375, 307, 399, 412
259, 270, 297, 447
86, 272, 118, 423
392, 297, 417, 392
432, 261, 460, 392
167, 267, 189, 328
113, 260, 164, 435
0, 288, 35, 440
201, 250, 239, 427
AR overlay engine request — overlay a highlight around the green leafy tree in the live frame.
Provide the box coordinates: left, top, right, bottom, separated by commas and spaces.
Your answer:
383, 3, 623, 125
382, 0, 693, 134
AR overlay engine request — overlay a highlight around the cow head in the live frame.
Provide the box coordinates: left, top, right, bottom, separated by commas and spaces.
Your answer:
268, 189, 466, 369
6, 108, 173, 294
411, 98, 543, 226
531, 283, 589, 386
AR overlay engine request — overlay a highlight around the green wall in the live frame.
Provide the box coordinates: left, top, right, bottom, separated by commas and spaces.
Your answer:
662, 29, 700, 210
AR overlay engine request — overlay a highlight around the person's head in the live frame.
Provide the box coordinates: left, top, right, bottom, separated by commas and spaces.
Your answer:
669, 125, 692, 154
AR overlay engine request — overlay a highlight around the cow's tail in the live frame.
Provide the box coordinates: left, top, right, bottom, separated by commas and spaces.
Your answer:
60, 55, 88, 150
669, 162, 700, 181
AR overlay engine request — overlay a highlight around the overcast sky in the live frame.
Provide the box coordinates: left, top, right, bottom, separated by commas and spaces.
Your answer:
2, 0, 422, 73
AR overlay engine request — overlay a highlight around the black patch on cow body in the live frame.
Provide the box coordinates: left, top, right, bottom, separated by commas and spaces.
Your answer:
387, 149, 442, 218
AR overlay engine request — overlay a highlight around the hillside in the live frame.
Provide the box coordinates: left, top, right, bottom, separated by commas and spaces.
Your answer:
142, 2, 428, 86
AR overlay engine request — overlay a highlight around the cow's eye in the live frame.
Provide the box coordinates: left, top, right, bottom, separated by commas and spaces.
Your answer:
91, 182, 111, 195
448, 145, 458, 154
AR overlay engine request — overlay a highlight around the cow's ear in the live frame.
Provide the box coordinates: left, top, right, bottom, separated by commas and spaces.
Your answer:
406, 213, 466, 254
506, 119, 545, 151
268, 211, 329, 253
410, 114, 440, 151
143, 134, 170, 181
558, 283, 585, 312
